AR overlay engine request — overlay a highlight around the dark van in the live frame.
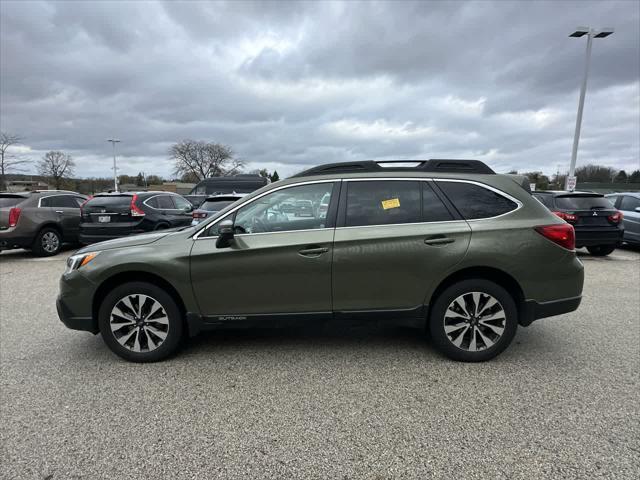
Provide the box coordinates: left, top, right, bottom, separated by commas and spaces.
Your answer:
185, 174, 268, 207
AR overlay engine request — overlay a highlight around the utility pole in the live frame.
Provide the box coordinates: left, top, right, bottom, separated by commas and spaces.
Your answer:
566, 26, 614, 191
107, 139, 121, 192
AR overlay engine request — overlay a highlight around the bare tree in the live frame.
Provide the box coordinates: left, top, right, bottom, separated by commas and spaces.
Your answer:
170, 140, 243, 180
38, 151, 75, 189
0, 132, 29, 190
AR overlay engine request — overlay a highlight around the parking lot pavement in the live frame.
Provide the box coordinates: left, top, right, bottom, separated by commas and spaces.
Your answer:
1, 247, 639, 480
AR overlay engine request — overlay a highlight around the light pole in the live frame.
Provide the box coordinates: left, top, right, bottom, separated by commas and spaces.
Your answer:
107, 138, 121, 192
566, 26, 614, 191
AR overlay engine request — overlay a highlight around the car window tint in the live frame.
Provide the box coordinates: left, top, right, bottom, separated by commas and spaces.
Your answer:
0, 195, 27, 207
554, 196, 613, 210
201, 200, 234, 212
145, 196, 159, 208
86, 196, 131, 207
346, 181, 420, 227
156, 195, 176, 209
39, 197, 52, 207
533, 194, 553, 208
173, 196, 191, 210
422, 183, 453, 222
74, 197, 86, 207
437, 181, 517, 219
231, 183, 334, 234
619, 196, 640, 211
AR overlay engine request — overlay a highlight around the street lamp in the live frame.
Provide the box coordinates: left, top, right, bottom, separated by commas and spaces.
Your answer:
107, 138, 121, 192
566, 26, 614, 191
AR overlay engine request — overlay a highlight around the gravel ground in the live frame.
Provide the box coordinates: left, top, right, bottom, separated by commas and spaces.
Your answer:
1, 246, 639, 480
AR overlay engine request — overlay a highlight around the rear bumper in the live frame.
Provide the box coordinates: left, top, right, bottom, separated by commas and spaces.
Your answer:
79, 229, 146, 244
0, 233, 32, 250
520, 295, 582, 326
575, 227, 624, 247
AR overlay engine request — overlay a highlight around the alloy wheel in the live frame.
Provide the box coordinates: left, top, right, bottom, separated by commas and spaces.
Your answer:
42, 231, 60, 253
110, 294, 170, 352
443, 291, 506, 351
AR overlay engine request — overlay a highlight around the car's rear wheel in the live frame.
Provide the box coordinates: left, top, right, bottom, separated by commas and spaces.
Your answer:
429, 279, 518, 362
32, 227, 62, 257
98, 282, 184, 362
586, 245, 616, 256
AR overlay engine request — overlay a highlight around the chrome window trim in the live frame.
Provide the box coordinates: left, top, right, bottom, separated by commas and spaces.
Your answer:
193, 179, 338, 240
193, 176, 523, 240
143, 194, 184, 212
37, 193, 77, 208
433, 178, 523, 221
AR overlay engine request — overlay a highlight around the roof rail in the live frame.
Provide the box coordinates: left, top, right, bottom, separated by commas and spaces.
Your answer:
292, 159, 495, 177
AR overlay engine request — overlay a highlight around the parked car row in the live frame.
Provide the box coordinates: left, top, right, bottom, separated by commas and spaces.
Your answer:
1, 190, 206, 256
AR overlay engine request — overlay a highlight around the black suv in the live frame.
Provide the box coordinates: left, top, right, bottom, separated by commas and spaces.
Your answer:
532, 190, 623, 256
79, 192, 193, 244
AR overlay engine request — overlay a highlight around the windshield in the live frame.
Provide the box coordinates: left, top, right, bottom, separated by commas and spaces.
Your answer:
555, 196, 614, 210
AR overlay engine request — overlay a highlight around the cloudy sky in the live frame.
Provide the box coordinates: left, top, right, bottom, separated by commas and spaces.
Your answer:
1, 0, 639, 179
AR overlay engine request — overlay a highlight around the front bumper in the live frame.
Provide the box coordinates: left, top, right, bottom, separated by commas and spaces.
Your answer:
56, 271, 99, 334
57, 296, 98, 333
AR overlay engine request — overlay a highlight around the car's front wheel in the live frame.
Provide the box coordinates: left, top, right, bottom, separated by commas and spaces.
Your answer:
98, 282, 184, 362
429, 279, 518, 362
586, 245, 616, 256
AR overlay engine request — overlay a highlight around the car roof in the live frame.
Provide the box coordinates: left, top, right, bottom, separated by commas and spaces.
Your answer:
203, 194, 246, 201
533, 190, 602, 197
94, 191, 178, 196
606, 192, 640, 198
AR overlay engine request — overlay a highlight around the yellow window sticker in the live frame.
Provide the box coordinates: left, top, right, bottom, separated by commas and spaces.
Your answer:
381, 198, 401, 210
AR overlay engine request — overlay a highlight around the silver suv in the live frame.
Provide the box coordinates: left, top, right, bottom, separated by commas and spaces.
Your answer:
0, 190, 88, 256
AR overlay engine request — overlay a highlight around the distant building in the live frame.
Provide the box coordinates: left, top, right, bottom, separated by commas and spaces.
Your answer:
147, 182, 195, 195
5, 180, 50, 192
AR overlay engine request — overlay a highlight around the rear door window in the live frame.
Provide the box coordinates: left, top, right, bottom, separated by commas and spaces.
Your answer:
554, 196, 614, 210
345, 181, 421, 227
173, 196, 192, 210
156, 195, 176, 209
422, 182, 453, 222
436, 181, 518, 220
619, 196, 640, 211
201, 200, 235, 212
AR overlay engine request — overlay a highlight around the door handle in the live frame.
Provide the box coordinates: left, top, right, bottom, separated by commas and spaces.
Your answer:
424, 236, 455, 246
298, 246, 329, 257
55, 210, 64, 214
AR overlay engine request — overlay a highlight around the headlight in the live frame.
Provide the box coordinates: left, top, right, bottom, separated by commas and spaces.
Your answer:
66, 251, 100, 273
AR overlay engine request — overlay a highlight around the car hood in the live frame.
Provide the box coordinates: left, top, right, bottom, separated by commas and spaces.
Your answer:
76, 229, 183, 253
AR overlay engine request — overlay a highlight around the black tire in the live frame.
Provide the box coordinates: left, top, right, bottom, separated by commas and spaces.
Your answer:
98, 282, 184, 362
429, 279, 518, 362
32, 227, 62, 257
587, 245, 616, 256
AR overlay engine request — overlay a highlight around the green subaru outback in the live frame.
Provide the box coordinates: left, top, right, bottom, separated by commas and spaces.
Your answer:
57, 160, 583, 363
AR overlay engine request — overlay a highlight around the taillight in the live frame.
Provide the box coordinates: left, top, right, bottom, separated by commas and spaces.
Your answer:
552, 211, 577, 223
8, 207, 21, 227
535, 224, 576, 251
192, 211, 207, 219
80, 195, 93, 216
608, 211, 623, 224
130, 194, 146, 217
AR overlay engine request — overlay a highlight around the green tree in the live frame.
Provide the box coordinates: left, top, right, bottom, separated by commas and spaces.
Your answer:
270, 170, 280, 182
575, 164, 616, 182
522, 171, 550, 190
629, 170, 640, 183
614, 170, 628, 183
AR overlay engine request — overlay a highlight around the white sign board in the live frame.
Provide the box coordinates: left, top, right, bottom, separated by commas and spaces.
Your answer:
566, 175, 577, 191
529, 183, 536, 192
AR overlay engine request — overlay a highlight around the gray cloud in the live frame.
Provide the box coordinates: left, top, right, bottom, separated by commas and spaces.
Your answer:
1, 0, 638, 179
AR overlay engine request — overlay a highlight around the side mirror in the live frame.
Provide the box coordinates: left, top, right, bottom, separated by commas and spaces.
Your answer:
183, 204, 194, 213
216, 219, 235, 248
635, 207, 640, 213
